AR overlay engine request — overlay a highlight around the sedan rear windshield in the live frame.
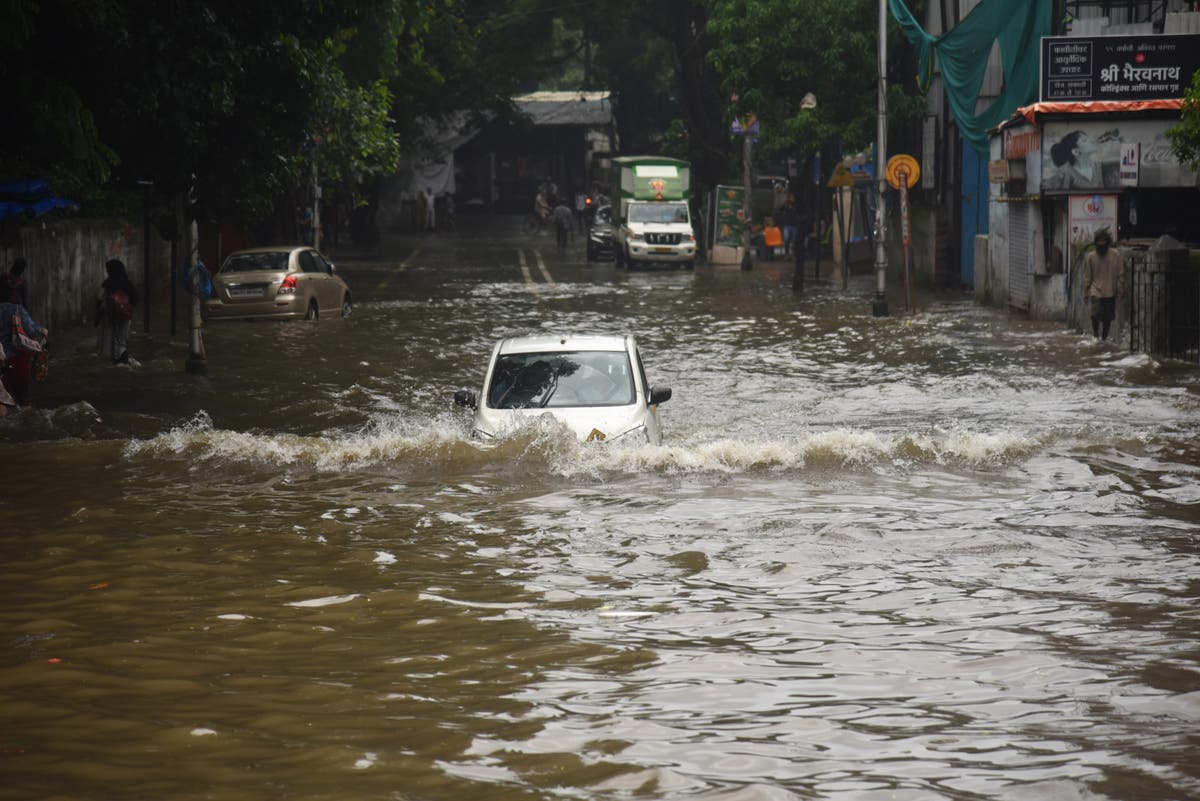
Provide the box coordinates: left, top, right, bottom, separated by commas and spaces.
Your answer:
221, 252, 289, 273
487, 351, 635, 409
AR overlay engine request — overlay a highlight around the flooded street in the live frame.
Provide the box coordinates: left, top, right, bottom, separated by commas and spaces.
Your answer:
3, 217, 1200, 801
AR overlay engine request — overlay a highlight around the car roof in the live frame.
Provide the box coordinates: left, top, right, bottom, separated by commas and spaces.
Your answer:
497, 334, 631, 355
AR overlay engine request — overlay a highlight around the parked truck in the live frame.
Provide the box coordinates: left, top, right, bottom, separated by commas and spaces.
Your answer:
609, 156, 696, 270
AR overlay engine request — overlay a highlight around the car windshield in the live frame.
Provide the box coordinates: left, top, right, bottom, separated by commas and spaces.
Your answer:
629, 203, 688, 224
221, 252, 289, 274
487, 350, 635, 409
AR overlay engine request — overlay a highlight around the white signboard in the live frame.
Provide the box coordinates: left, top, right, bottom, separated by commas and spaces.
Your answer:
1067, 194, 1119, 278
1119, 143, 1140, 186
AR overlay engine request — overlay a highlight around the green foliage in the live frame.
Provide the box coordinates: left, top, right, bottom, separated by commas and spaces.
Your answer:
705, 0, 925, 179
0, 0, 457, 232
1168, 70, 1200, 170
1, 0, 923, 234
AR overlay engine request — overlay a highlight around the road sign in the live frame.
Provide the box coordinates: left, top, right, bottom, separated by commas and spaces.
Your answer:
827, 162, 855, 188
886, 154, 920, 190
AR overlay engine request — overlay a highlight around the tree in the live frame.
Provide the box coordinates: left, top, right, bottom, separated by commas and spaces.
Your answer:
1168, 70, 1200, 170
1, 0, 422, 236
706, 0, 925, 174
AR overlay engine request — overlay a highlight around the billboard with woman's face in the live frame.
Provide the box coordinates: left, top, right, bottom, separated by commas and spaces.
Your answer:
1042, 120, 1199, 194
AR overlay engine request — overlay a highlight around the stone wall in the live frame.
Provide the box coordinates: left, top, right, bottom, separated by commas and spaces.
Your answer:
0, 218, 171, 331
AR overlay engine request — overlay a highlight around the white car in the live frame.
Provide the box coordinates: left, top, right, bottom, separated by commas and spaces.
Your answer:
454, 334, 672, 444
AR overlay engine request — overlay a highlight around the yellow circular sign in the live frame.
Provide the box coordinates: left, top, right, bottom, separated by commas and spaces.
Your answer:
886, 154, 920, 190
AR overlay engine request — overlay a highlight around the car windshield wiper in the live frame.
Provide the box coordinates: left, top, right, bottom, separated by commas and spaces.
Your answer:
538, 369, 560, 408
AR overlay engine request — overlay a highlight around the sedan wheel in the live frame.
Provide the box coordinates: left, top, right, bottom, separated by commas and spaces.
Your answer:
305, 299, 319, 321
341, 296, 352, 318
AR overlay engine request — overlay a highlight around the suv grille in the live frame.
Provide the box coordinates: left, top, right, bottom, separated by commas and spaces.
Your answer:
645, 232, 682, 245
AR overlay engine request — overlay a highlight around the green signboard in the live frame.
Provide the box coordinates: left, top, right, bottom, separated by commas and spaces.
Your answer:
714, 185, 744, 248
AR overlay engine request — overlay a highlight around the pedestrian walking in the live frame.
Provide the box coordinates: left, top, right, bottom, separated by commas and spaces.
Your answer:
424, 186, 436, 231
552, 199, 574, 251
776, 198, 799, 257
1083, 228, 1124, 341
0, 273, 48, 409
96, 258, 139, 364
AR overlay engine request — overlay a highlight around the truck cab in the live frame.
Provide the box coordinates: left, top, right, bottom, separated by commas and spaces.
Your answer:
609, 157, 696, 271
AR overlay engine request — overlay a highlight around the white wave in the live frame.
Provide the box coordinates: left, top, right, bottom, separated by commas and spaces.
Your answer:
123, 410, 472, 470
120, 408, 1050, 477
285, 594, 363, 608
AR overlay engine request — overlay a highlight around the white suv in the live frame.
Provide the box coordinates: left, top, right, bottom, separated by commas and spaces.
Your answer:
615, 200, 696, 270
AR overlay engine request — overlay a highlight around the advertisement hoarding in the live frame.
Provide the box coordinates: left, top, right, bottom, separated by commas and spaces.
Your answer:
1042, 119, 1200, 194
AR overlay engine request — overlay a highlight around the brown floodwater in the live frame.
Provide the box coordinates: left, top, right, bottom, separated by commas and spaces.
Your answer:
2, 217, 1199, 801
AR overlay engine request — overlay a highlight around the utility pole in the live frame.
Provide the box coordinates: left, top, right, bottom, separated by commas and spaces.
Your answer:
873, 0, 890, 317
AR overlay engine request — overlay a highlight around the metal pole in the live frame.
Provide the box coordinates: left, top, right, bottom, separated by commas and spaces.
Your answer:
170, 237, 177, 336
312, 160, 322, 252
139, 180, 152, 332
842, 188, 851, 291
872, 0, 890, 317
184, 190, 207, 375
741, 132, 753, 270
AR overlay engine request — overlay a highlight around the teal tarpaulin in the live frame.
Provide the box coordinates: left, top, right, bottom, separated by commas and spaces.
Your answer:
889, 0, 1052, 155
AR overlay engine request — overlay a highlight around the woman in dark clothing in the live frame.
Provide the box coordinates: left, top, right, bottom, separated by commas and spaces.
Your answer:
97, 258, 140, 364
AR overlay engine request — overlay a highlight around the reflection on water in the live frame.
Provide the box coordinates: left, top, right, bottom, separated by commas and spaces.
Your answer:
2, 231, 1199, 801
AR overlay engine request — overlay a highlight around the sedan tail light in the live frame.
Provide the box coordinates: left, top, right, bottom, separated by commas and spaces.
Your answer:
279, 274, 298, 294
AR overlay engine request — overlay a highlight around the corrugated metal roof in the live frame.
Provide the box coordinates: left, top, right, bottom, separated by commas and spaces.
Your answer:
515, 91, 612, 126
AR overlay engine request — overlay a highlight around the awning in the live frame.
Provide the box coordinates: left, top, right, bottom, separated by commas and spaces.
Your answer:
1017, 99, 1184, 124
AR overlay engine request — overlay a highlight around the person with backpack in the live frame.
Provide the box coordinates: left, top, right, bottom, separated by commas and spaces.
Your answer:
0, 272, 47, 410
96, 258, 139, 364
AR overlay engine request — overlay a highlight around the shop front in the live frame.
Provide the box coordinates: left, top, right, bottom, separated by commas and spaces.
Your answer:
984, 31, 1199, 354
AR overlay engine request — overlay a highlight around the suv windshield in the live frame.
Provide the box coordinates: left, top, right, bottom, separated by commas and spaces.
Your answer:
487, 351, 635, 409
629, 203, 688, 224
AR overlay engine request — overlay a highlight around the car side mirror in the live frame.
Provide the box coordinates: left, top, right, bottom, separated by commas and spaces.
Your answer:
454, 389, 477, 409
648, 386, 672, 405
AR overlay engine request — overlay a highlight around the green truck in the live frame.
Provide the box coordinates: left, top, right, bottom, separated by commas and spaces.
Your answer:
609, 156, 696, 270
